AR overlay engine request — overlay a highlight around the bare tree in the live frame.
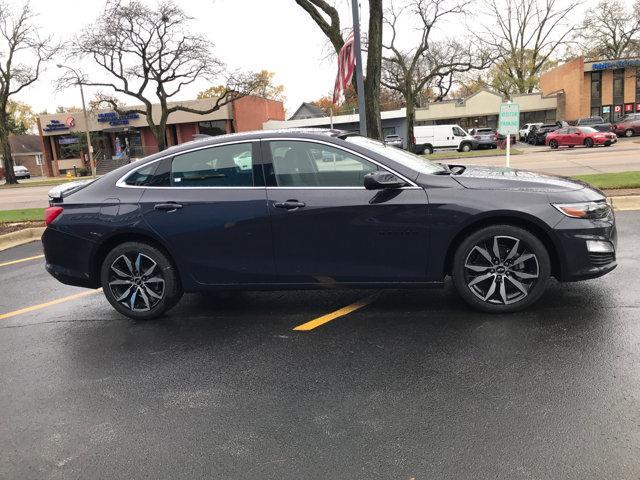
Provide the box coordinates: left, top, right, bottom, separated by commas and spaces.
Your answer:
66, 0, 263, 152
382, 0, 492, 151
294, 0, 384, 140
578, 0, 640, 59
479, 0, 576, 96
0, 2, 56, 184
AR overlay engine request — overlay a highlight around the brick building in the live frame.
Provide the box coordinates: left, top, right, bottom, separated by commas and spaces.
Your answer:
37, 95, 284, 176
540, 56, 640, 123
9, 135, 44, 176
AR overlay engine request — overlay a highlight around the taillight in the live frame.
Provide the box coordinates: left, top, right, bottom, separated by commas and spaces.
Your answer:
44, 206, 63, 226
412, 135, 416, 144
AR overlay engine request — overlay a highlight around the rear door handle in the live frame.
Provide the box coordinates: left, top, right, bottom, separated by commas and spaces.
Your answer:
154, 202, 183, 212
274, 200, 306, 210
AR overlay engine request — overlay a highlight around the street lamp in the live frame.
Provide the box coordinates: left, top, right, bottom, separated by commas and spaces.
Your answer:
57, 64, 96, 177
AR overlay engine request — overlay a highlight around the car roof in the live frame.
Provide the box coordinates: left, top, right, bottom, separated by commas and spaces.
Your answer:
159, 128, 349, 155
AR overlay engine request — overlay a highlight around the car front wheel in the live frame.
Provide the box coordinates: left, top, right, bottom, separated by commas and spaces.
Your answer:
549, 139, 558, 149
100, 241, 183, 320
452, 225, 551, 313
625, 129, 634, 137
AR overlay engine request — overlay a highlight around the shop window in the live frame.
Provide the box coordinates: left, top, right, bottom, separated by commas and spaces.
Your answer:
591, 71, 602, 106
601, 105, 612, 122
198, 120, 228, 136
613, 69, 624, 106
636, 68, 640, 102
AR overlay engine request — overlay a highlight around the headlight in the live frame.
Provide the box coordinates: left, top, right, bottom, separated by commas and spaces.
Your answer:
552, 201, 611, 219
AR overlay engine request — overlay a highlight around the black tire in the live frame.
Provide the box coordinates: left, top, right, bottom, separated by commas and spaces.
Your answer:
100, 241, 182, 320
549, 139, 558, 149
451, 225, 551, 313
584, 138, 594, 148
625, 129, 634, 137
422, 145, 433, 155
459, 142, 472, 153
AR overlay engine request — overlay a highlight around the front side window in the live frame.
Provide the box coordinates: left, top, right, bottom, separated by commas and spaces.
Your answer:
125, 162, 158, 186
452, 126, 467, 137
171, 143, 253, 187
268, 140, 377, 187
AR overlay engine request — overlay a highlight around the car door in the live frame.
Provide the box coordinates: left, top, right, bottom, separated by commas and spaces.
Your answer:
138, 141, 275, 286
262, 138, 430, 284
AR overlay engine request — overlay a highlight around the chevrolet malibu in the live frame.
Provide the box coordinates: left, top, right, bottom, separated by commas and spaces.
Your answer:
42, 129, 617, 320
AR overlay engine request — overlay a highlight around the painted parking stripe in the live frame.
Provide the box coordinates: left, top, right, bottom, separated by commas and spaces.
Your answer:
0, 289, 102, 320
0, 254, 45, 268
293, 292, 381, 331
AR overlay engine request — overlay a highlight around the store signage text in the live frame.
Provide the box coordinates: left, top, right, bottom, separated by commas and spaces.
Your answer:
591, 59, 640, 70
43, 119, 70, 132
97, 111, 140, 126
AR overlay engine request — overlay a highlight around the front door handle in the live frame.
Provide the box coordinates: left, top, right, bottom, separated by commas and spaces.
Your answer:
274, 200, 306, 210
154, 202, 183, 212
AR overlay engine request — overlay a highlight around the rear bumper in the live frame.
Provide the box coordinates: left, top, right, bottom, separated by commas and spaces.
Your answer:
42, 227, 100, 289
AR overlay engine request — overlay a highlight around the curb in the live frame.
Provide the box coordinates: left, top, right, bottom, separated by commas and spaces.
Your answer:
0, 227, 45, 252
609, 195, 640, 211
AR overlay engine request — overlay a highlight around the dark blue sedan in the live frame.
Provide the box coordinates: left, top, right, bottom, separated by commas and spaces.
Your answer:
42, 129, 617, 320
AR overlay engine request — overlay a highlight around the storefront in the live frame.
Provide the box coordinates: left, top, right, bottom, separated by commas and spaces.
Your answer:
540, 56, 640, 123
37, 96, 284, 176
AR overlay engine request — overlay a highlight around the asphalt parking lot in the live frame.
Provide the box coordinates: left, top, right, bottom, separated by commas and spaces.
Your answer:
1, 213, 639, 479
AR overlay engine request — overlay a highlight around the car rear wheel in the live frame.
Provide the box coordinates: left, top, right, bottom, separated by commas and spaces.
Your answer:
584, 138, 594, 148
100, 241, 182, 320
549, 139, 558, 149
452, 225, 551, 313
625, 129, 634, 137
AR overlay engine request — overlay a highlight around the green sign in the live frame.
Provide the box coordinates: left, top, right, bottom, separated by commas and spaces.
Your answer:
498, 102, 520, 135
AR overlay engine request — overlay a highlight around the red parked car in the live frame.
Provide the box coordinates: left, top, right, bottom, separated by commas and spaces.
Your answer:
612, 114, 640, 137
545, 126, 617, 149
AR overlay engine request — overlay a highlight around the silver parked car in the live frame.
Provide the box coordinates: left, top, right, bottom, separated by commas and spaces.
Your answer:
384, 134, 403, 148
13, 165, 30, 179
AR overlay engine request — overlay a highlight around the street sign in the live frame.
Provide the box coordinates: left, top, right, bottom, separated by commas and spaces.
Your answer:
498, 102, 520, 135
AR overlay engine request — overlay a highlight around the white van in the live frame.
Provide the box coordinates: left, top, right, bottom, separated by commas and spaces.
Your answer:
413, 124, 475, 154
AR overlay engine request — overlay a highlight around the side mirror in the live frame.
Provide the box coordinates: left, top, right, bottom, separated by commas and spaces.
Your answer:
364, 171, 406, 190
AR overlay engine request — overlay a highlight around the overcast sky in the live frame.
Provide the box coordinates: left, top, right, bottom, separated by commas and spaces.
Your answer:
11, 0, 599, 117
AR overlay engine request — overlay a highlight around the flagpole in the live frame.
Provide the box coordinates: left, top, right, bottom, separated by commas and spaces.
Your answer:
351, 0, 367, 136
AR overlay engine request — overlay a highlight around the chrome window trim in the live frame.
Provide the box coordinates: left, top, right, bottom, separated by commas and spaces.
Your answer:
115, 136, 421, 190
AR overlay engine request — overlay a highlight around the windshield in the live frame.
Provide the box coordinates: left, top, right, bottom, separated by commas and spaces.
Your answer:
578, 127, 598, 133
345, 136, 447, 174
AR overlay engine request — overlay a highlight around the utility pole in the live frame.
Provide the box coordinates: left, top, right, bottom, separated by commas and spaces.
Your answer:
351, 0, 367, 136
57, 64, 96, 177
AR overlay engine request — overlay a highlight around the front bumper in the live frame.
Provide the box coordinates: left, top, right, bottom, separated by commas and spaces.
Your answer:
554, 214, 617, 282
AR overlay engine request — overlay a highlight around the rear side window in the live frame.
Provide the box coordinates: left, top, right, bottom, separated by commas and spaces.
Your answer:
171, 143, 254, 187
125, 162, 158, 186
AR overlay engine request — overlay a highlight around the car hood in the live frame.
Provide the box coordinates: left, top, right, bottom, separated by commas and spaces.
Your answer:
451, 165, 587, 193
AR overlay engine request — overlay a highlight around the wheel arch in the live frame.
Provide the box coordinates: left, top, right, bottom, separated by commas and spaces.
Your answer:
93, 231, 185, 290
443, 213, 563, 279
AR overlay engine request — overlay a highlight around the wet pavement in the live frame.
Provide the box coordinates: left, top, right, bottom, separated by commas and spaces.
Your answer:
0, 212, 639, 479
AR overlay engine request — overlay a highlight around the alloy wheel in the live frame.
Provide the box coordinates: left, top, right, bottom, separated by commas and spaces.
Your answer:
108, 253, 165, 312
463, 235, 539, 305
626, 129, 634, 137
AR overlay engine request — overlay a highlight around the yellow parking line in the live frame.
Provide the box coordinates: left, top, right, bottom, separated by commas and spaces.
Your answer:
0, 254, 45, 268
293, 292, 380, 331
0, 288, 102, 320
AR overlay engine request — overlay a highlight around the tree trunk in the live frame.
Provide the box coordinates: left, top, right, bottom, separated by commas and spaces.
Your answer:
405, 93, 417, 153
0, 129, 17, 184
364, 0, 383, 141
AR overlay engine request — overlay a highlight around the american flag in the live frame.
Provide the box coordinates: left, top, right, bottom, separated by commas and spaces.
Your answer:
332, 31, 356, 104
